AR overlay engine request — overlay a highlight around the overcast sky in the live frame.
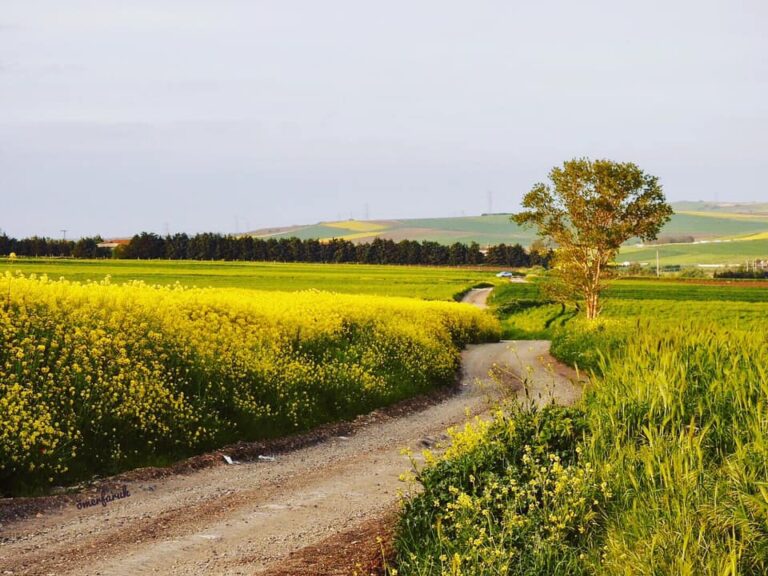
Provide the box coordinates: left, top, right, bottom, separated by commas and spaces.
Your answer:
1, 1, 766, 238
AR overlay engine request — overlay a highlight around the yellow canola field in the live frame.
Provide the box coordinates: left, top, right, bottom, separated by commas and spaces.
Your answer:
0, 273, 498, 493
324, 219, 388, 233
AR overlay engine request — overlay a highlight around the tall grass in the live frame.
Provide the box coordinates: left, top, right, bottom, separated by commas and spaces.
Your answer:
394, 285, 768, 574
585, 324, 768, 574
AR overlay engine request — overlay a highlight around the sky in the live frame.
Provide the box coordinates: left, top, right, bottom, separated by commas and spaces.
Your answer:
1, 1, 766, 239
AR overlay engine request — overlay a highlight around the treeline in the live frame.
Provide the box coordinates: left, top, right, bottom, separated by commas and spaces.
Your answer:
120, 233, 551, 267
0, 235, 109, 258
0, 232, 551, 268
645, 234, 695, 245
714, 267, 768, 279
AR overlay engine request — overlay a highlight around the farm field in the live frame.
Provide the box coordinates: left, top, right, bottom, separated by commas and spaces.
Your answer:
672, 201, 768, 214
252, 214, 539, 246
249, 204, 768, 257
605, 277, 768, 302
0, 258, 496, 300
618, 237, 768, 267
490, 277, 768, 340
0, 273, 499, 495
496, 276, 768, 303
394, 278, 768, 574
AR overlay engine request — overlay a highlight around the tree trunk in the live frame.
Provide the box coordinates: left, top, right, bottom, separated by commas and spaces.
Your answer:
584, 253, 604, 320
585, 288, 600, 319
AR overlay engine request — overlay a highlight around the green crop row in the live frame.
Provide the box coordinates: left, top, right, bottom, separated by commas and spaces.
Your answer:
0, 258, 498, 300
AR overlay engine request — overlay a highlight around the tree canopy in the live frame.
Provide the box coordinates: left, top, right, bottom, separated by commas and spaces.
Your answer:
513, 158, 672, 318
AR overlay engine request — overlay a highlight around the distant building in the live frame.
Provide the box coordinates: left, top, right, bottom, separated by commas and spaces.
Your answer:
97, 238, 130, 250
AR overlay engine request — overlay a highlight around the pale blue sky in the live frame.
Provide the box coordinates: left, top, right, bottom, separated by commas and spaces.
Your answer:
1, 1, 766, 238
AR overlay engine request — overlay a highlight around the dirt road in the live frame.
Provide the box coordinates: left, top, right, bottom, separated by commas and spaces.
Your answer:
0, 288, 581, 576
460, 287, 493, 308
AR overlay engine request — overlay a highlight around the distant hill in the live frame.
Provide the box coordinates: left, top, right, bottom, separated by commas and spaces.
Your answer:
249, 202, 768, 247
250, 215, 535, 246
670, 201, 768, 215
246, 201, 768, 267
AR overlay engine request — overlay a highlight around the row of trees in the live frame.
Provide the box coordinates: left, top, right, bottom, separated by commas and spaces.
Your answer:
120, 233, 552, 267
714, 266, 768, 279
0, 235, 110, 259
0, 232, 551, 268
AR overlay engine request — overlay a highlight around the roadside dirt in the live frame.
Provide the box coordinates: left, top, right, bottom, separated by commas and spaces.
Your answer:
0, 287, 582, 575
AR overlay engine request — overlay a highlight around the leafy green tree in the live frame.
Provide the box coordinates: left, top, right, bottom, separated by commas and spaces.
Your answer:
513, 158, 672, 319
164, 233, 190, 260
467, 242, 484, 265
448, 242, 467, 265
0, 234, 12, 256
123, 232, 165, 259
528, 239, 552, 267
72, 237, 101, 258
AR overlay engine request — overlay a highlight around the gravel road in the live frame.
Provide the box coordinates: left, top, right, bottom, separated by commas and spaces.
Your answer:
0, 287, 582, 575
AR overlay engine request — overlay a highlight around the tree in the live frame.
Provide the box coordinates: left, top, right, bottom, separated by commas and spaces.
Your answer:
512, 158, 672, 319
73, 237, 100, 258
123, 232, 165, 259
528, 239, 552, 268
164, 233, 190, 260
0, 234, 12, 256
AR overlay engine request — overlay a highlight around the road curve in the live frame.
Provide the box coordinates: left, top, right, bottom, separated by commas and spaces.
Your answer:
461, 287, 494, 309
0, 288, 582, 576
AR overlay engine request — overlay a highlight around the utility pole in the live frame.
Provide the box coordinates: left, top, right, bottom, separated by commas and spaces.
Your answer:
60, 229, 67, 242
656, 249, 660, 277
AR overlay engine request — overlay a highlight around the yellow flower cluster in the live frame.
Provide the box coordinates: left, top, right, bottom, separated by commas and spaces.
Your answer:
426, 446, 605, 574
395, 405, 606, 575
0, 272, 499, 493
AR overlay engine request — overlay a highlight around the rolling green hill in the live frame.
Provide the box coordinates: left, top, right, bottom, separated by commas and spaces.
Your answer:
253, 214, 534, 246
670, 200, 768, 214
618, 238, 768, 267
248, 202, 768, 266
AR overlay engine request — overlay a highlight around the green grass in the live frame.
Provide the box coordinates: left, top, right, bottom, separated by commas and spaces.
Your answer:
394, 216, 535, 245
607, 278, 768, 302
492, 278, 768, 304
394, 276, 768, 575
488, 277, 768, 341
649, 212, 768, 236
0, 258, 499, 300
